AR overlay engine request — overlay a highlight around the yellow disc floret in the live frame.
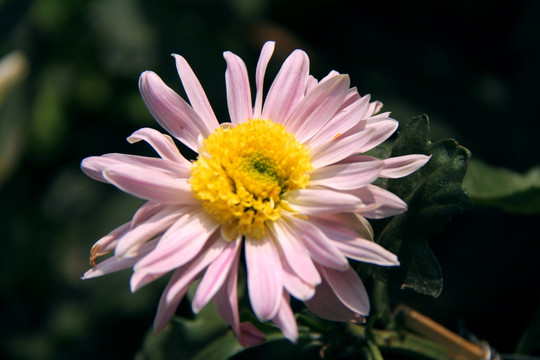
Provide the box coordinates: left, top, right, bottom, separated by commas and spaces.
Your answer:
189, 119, 312, 239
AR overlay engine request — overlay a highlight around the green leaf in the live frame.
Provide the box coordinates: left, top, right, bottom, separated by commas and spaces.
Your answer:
364, 115, 472, 297
463, 159, 540, 214
136, 301, 232, 360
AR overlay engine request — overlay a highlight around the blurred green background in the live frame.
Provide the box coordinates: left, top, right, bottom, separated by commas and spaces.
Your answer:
1, 0, 539, 359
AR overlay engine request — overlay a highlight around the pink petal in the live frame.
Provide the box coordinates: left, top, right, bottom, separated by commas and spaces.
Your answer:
88, 221, 130, 262
153, 236, 228, 333
213, 251, 240, 335
319, 266, 370, 315
380, 154, 431, 178
310, 212, 374, 242
237, 322, 266, 347
304, 275, 366, 323
81, 156, 116, 183
307, 93, 371, 150
115, 205, 184, 259
138, 71, 204, 151
82, 240, 157, 280
103, 163, 198, 205
192, 237, 242, 313
366, 100, 383, 116
305, 75, 318, 94
332, 238, 399, 266
103, 153, 191, 178
281, 257, 315, 300
134, 210, 219, 274
253, 41, 275, 119
283, 75, 350, 143
153, 269, 191, 333
286, 216, 349, 270
272, 292, 298, 343
271, 219, 321, 286
163, 237, 227, 304
130, 269, 168, 292
310, 127, 376, 169
131, 201, 166, 228
213, 251, 266, 346
308, 160, 383, 190
127, 127, 189, 165
224, 51, 252, 124
357, 118, 399, 153
283, 188, 362, 214
245, 236, 283, 321
173, 54, 219, 132
352, 184, 408, 219
262, 50, 310, 124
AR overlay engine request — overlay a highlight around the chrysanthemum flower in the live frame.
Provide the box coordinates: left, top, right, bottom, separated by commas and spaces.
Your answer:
81, 41, 429, 345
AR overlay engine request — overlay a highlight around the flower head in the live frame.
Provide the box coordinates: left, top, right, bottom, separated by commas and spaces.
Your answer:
81, 41, 429, 345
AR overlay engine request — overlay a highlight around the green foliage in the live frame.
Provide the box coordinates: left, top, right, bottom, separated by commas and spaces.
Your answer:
463, 159, 540, 214
366, 115, 472, 297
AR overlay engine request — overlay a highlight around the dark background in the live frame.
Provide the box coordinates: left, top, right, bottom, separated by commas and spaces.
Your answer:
1, 0, 539, 359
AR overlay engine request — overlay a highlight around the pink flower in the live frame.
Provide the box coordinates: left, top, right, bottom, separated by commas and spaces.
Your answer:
81, 41, 429, 345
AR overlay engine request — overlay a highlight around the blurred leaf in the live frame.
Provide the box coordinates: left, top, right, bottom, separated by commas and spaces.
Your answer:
463, 159, 540, 214
0, 51, 28, 186
136, 300, 230, 360
515, 301, 540, 355
366, 115, 472, 297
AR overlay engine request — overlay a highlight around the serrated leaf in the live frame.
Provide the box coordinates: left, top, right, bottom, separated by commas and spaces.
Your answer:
365, 115, 472, 297
463, 159, 540, 214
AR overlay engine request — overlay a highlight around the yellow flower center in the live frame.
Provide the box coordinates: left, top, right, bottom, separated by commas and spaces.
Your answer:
189, 119, 312, 239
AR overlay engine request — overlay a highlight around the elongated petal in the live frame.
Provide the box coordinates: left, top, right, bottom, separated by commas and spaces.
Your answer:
353, 184, 408, 219
332, 238, 399, 266
381, 154, 431, 178
173, 54, 219, 131
262, 50, 309, 124
357, 118, 398, 153
310, 128, 376, 169
272, 292, 298, 343
284, 75, 350, 143
304, 275, 366, 323
307, 93, 371, 150
81, 156, 116, 183
245, 236, 282, 321
310, 212, 374, 242
271, 219, 320, 286
83, 240, 157, 279
281, 258, 316, 300
253, 41, 275, 118
153, 235, 227, 333
103, 164, 198, 205
237, 322, 266, 347
283, 188, 363, 214
88, 221, 130, 265
192, 238, 241, 313
320, 266, 370, 315
127, 127, 189, 165
115, 206, 183, 259
138, 71, 204, 151
224, 51, 252, 124
164, 238, 227, 304
287, 216, 349, 270
103, 153, 191, 177
309, 160, 383, 190
153, 269, 191, 333
131, 201, 166, 228
134, 211, 219, 274
130, 268, 169, 292
214, 260, 267, 346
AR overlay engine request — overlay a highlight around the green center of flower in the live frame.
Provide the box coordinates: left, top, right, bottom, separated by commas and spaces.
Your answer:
189, 119, 312, 239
